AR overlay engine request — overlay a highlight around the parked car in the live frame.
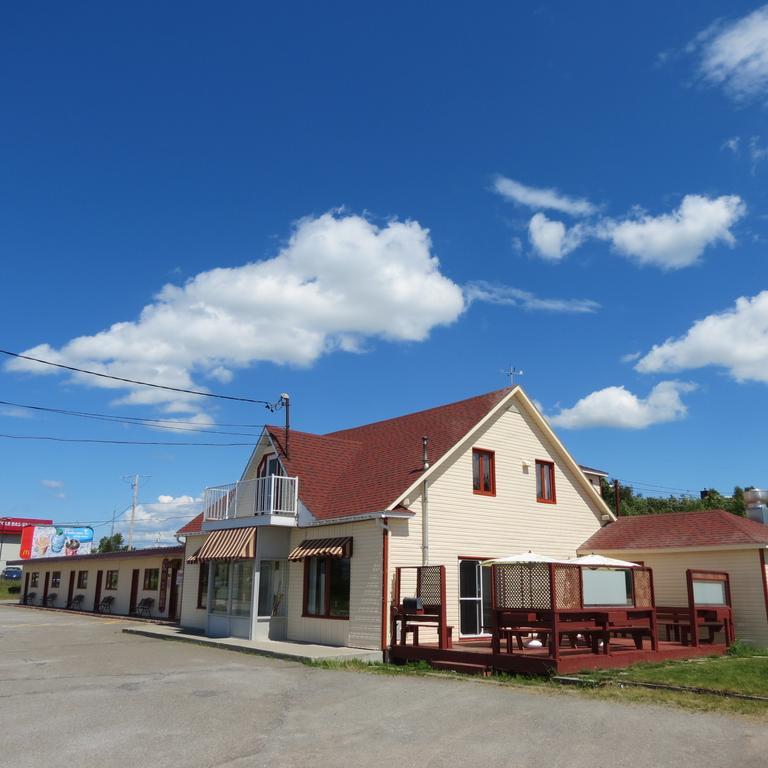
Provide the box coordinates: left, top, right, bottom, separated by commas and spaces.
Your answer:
1, 566, 22, 580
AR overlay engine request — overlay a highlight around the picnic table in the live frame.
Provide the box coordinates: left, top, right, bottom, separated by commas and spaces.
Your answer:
490, 607, 657, 658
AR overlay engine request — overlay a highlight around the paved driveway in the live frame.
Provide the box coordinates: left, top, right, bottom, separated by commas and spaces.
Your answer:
1, 605, 766, 768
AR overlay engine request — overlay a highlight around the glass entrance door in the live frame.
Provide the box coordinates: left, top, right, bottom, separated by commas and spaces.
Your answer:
459, 559, 492, 636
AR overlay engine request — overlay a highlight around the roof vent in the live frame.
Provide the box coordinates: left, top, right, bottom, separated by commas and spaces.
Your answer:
744, 489, 768, 525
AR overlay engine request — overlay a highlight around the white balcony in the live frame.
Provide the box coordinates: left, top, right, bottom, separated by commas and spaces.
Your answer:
203, 476, 299, 523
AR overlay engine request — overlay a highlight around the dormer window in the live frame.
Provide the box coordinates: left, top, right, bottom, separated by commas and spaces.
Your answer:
257, 453, 282, 478
472, 449, 495, 496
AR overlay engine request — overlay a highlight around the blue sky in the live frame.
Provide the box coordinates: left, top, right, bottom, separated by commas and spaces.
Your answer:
2, 2, 768, 543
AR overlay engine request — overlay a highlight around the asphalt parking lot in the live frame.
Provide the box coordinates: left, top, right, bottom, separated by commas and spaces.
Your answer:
1, 604, 766, 768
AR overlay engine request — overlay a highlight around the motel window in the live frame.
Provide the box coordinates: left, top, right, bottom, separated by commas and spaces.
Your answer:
105, 570, 119, 590
143, 568, 159, 591
197, 565, 209, 610
472, 449, 495, 496
51, 571, 61, 589
77, 571, 88, 589
304, 557, 350, 619
31, 572, 39, 588
535, 460, 556, 503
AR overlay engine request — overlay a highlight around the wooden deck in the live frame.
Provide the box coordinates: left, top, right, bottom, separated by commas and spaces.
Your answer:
388, 636, 728, 675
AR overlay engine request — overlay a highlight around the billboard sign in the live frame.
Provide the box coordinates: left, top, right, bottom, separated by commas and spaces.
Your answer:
19, 525, 95, 559
0, 517, 53, 536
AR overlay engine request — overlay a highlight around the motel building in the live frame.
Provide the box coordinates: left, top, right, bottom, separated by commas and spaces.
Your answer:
11, 546, 184, 620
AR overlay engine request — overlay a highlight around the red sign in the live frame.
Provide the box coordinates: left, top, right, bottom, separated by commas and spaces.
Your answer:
0, 517, 52, 535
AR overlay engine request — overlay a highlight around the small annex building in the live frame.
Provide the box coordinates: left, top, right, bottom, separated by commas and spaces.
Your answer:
177, 385, 615, 653
579, 509, 768, 646
11, 545, 184, 620
0, 517, 53, 570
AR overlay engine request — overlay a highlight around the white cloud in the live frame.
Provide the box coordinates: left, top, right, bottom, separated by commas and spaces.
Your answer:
621, 351, 642, 363
528, 213, 586, 261
636, 291, 768, 383
128, 494, 203, 547
5, 212, 466, 413
41, 479, 64, 489
694, 6, 768, 101
464, 281, 599, 314
493, 176, 595, 216
722, 136, 741, 154
550, 381, 697, 430
601, 194, 745, 270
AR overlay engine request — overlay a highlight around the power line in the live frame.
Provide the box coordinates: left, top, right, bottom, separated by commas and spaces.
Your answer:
0, 433, 253, 446
0, 348, 274, 405
0, 399, 263, 437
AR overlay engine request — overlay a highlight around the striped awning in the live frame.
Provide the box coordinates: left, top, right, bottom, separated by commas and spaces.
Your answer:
288, 536, 353, 561
186, 527, 257, 564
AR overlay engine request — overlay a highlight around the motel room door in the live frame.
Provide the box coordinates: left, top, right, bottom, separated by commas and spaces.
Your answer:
129, 569, 140, 614
67, 571, 76, 608
42, 572, 50, 605
93, 570, 103, 612
458, 559, 493, 637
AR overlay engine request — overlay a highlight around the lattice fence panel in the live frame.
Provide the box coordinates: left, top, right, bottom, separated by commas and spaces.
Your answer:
633, 569, 653, 608
493, 564, 551, 609
553, 565, 582, 609
418, 566, 443, 607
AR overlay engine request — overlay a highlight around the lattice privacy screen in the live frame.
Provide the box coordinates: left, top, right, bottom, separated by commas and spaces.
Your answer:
417, 565, 444, 607
493, 563, 552, 610
553, 565, 582, 609
633, 568, 653, 608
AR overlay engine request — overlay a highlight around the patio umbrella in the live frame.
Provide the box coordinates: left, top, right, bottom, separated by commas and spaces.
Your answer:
570, 553, 641, 568
481, 551, 568, 566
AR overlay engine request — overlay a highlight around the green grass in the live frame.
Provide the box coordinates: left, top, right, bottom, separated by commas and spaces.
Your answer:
583, 652, 768, 698
305, 654, 768, 719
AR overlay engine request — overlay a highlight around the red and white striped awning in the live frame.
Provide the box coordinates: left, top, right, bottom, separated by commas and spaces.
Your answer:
288, 537, 353, 561
186, 527, 257, 563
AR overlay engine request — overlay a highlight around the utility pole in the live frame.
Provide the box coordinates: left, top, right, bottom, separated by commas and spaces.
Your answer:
110, 508, 116, 538
614, 479, 621, 517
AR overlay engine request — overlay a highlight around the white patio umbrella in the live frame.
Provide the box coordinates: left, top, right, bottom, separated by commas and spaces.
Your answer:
481, 551, 569, 566
570, 553, 641, 568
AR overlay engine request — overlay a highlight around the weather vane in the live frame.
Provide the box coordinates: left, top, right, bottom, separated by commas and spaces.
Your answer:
501, 365, 524, 386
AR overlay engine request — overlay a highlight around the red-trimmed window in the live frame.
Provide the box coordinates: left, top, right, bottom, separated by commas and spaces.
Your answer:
472, 449, 495, 496
303, 557, 350, 619
536, 460, 556, 503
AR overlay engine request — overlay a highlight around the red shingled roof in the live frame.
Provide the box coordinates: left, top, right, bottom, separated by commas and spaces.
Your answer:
579, 509, 768, 551
266, 387, 513, 520
177, 513, 204, 536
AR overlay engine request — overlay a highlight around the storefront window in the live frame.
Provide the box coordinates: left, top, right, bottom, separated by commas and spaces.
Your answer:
304, 557, 350, 618
258, 560, 287, 617
212, 562, 230, 613
231, 561, 253, 617
197, 565, 209, 610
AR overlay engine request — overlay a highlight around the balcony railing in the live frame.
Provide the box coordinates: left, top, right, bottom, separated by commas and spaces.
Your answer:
203, 476, 299, 521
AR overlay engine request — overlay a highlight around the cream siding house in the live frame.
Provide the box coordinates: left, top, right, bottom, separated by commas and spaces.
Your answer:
579, 510, 768, 646
178, 386, 613, 653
